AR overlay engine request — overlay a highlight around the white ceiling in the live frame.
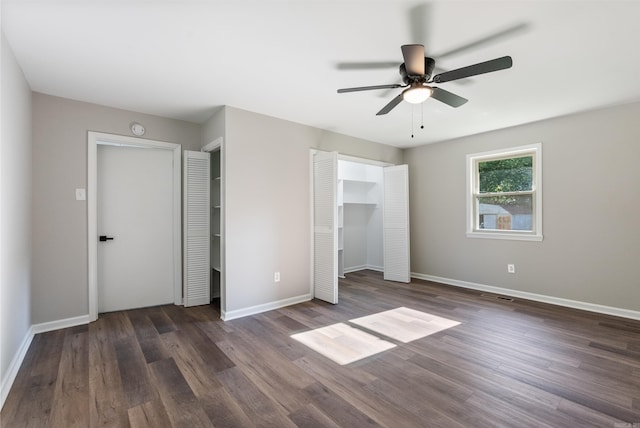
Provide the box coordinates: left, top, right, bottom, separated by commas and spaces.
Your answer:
3, 1, 640, 148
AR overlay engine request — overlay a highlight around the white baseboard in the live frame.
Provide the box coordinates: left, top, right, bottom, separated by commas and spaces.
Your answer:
344, 265, 383, 274
344, 265, 367, 274
222, 293, 313, 321
412, 272, 640, 321
1, 314, 91, 411
31, 314, 91, 334
1, 327, 34, 410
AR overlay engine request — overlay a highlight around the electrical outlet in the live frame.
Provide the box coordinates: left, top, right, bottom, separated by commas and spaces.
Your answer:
274, 272, 280, 282
507, 264, 515, 274
75, 188, 86, 201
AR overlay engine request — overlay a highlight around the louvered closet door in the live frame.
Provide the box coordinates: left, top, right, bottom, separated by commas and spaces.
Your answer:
313, 151, 338, 304
183, 150, 211, 306
383, 164, 411, 283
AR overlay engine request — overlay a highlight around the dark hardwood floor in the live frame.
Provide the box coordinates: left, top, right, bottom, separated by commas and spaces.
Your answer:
2, 270, 639, 427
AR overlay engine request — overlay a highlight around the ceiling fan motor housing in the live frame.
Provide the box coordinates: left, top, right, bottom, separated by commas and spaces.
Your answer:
423, 57, 436, 80
400, 57, 436, 84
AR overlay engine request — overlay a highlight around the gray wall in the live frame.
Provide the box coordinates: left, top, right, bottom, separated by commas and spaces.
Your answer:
404, 101, 640, 312
1, 33, 32, 392
201, 106, 225, 146
223, 106, 402, 315
31, 93, 202, 324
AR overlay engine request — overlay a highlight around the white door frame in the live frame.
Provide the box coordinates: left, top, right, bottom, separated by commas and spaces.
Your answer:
87, 131, 182, 322
337, 153, 393, 168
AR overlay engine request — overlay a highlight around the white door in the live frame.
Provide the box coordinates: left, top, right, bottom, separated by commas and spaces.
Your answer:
183, 150, 211, 307
97, 144, 175, 312
383, 164, 411, 283
313, 151, 338, 303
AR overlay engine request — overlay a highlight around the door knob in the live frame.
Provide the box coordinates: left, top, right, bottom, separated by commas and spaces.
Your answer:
99, 235, 114, 242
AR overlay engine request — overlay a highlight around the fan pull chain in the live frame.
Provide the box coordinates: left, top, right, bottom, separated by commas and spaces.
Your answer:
411, 105, 414, 138
411, 103, 426, 139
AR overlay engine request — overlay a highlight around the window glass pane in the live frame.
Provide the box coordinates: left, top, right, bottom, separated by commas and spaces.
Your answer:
477, 194, 533, 231
478, 156, 532, 193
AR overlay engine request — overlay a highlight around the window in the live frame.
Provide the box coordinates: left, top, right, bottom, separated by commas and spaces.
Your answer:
466, 143, 542, 241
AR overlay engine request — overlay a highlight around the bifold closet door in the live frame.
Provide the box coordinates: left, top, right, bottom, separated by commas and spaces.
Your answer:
183, 150, 211, 306
313, 151, 338, 304
383, 164, 410, 283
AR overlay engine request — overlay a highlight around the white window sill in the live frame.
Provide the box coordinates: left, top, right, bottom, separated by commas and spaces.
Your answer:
466, 231, 543, 242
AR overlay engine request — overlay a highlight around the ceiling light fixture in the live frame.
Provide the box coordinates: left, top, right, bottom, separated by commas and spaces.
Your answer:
402, 84, 433, 104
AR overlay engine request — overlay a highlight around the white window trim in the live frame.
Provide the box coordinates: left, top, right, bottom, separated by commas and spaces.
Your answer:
466, 143, 543, 242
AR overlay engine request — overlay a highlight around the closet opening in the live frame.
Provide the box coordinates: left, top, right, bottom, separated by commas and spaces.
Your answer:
311, 150, 410, 305
210, 147, 222, 314
338, 158, 385, 278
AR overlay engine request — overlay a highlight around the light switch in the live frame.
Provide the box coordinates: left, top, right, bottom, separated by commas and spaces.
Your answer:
75, 188, 86, 201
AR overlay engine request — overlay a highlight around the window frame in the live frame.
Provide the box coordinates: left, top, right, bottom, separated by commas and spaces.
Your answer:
466, 143, 543, 241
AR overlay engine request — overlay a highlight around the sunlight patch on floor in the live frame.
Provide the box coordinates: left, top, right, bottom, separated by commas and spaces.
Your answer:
350, 307, 461, 343
291, 323, 396, 365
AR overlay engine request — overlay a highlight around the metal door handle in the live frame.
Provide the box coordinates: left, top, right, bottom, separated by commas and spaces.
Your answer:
99, 235, 114, 242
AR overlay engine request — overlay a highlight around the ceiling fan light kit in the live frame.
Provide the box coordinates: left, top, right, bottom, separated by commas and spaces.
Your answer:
337, 43, 512, 115
402, 85, 433, 104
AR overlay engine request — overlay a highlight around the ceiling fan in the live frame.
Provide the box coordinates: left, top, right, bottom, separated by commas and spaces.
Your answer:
337, 45, 513, 115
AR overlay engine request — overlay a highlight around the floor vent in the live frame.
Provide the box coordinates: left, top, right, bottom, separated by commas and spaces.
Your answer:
481, 293, 515, 302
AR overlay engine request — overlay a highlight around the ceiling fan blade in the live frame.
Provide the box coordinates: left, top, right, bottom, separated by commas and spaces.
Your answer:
432, 56, 512, 84
336, 61, 398, 70
376, 94, 404, 116
377, 83, 401, 98
401, 44, 425, 76
430, 87, 468, 108
435, 23, 529, 59
337, 84, 404, 94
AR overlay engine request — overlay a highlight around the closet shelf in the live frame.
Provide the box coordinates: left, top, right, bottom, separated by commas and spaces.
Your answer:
343, 178, 377, 185
343, 201, 377, 206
